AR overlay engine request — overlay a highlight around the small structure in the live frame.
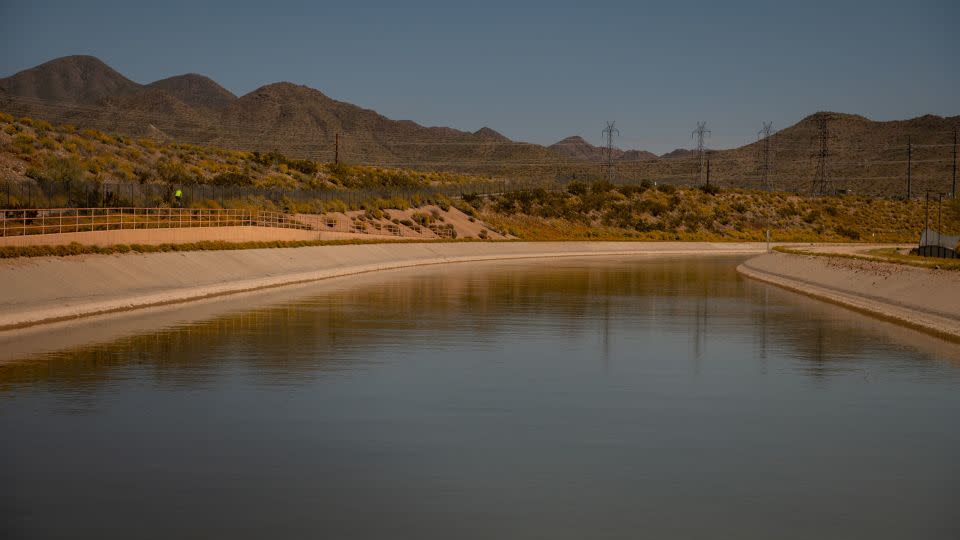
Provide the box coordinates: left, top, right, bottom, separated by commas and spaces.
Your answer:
917, 229, 960, 259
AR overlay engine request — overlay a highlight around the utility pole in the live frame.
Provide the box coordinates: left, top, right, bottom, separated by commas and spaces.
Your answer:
706, 151, 712, 188
602, 121, 620, 182
335, 133, 340, 164
952, 126, 957, 199
692, 122, 710, 186
813, 114, 829, 196
758, 122, 774, 191
906, 136, 912, 200
938, 192, 943, 248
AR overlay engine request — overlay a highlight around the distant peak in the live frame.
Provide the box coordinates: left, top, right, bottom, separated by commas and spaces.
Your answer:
474, 127, 510, 141
552, 135, 590, 145
147, 73, 236, 110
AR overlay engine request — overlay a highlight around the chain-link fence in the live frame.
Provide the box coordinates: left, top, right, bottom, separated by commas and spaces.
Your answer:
0, 177, 573, 210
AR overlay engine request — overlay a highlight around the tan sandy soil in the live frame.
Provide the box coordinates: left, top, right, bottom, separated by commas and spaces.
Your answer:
294, 206, 506, 240
738, 251, 960, 341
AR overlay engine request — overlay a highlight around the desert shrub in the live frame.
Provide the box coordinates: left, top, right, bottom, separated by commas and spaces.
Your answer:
11, 133, 35, 153
700, 183, 721, 195
37, 136, 58, 150
616, 184, 648, 197
411, 212, 433, 226
25, 155, 86, 182
656, 183, 676, 194
803, 210, 821, 224
433, 194, 452, 211
288, 159, 318, 175
33, 119, 53, 132
462, 192, 483, 206
66, 135, 96, 153
0, 112, 13, 123
634, 198, 668, 217
567, 181, 588, 196
155, 159, 194, 184
834, 225, 861, 240
325, 198, 348, 213
591, 180, 615, 193
601, 204, 634, 228
452, 199, 476, 216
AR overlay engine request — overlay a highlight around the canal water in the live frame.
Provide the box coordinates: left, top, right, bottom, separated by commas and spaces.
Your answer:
2, 256, 958, 539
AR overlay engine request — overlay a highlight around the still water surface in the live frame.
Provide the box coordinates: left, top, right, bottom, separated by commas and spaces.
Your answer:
2, 256, 959, 539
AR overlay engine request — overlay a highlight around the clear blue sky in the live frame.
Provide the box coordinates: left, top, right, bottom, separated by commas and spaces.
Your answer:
1, 0, 956, 154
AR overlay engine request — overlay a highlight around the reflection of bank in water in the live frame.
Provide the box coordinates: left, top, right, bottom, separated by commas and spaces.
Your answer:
1, 257, 959, 392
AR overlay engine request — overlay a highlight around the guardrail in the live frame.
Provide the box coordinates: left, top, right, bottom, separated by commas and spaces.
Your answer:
0, 207, 312, 237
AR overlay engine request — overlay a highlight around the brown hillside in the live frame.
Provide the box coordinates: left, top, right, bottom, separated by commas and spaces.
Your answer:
0, 56, 955, 196
549, 136, 613, 161
146, 74, 237, 111
0, 55, 140, 104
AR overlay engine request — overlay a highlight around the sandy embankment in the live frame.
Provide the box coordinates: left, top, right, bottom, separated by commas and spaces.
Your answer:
738, 252, 960, 340
0, 241, 766, 330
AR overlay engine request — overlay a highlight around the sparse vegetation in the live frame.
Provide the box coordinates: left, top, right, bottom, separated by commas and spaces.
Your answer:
2, 114, 957, 245
479, 181, 958, 243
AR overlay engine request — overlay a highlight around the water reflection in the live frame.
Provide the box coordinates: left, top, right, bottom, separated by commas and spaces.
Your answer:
2, 256, 960, 539
1, 256, 958, 394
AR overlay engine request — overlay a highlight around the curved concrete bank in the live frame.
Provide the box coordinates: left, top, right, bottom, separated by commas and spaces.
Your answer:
738, 252, 960, 340
0, 226, 320, 247
0, 241, 765, 331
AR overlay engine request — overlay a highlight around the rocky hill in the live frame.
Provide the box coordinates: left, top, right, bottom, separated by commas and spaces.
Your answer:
1, 55, 956, 196
548, 136, 657, 162
0, 56, 560, 172
146, 74, 236, 111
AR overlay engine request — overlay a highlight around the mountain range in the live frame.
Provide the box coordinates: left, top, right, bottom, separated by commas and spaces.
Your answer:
1, 55, 957, 195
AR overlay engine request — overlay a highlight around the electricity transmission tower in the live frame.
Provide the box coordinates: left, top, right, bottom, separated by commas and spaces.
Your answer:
758, 122, 774, 191
812, 114, 829, 195
692, 122, 710, 185
602, 121, 620, 182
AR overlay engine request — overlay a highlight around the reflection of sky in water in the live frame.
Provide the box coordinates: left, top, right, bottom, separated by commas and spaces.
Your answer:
1, 256, 958, 539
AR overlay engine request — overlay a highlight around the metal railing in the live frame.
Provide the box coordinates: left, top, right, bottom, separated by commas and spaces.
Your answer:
0, 207, 313, 237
